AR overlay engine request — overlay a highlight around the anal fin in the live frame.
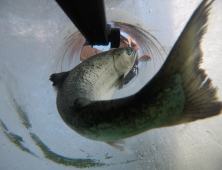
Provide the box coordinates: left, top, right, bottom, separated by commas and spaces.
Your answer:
106, 140, 131, 153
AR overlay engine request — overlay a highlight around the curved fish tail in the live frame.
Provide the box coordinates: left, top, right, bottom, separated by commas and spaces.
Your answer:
159, 0, 221, 126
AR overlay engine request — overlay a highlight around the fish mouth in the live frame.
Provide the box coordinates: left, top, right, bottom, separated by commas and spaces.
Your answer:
125, 47, 138, 67
123, 47, 138, 64
113, 47, 138, 75
125, 47, 137, 57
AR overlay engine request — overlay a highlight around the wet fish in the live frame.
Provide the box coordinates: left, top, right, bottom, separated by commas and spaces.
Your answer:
51, 47, 137, 100
51, 0, 222, 151
50, 47, 137, 143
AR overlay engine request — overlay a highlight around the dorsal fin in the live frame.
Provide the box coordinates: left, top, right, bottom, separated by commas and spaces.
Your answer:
49, 71, 69, 90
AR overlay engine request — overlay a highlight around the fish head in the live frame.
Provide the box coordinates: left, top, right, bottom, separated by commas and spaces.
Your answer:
113, 47, 137, 76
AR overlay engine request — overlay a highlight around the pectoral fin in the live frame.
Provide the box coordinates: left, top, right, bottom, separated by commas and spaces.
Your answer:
49, 71, 69, 90
73, 98, 91, 110
118, 75, 125, 90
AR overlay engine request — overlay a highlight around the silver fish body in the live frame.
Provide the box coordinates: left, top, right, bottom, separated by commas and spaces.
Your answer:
56, 0, 221, 143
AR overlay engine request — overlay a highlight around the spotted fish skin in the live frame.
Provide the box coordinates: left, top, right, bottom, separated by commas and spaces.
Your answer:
50, 47, 137, 134
58, 0, 222, 142
71, 73, 185, 141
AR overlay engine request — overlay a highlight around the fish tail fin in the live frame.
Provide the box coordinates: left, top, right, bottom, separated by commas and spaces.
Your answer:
159, 0, 221, 126
179, 79, 222, 123
106, 140, 132, 153
49, 71, 69, 91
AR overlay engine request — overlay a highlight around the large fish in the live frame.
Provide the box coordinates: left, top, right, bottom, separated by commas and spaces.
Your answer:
52, 0, 222, 151
50, 47, 137, 137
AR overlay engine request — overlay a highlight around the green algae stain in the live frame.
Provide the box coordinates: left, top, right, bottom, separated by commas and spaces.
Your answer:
0, 119, 110, 168
2, 95, 110, 168
0, 119, 8, 131
1, 90, 139, 168
0, 119, 37, 157
11, 98, 32, 129
30, 133, 108, 168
